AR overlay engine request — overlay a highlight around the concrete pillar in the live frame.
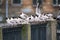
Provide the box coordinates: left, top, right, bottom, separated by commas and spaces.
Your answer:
50, 20, 57, 40
46, 22, 51, 40
0, 27, 3, 40
47, 20, 57, 40
22, 24, 31, 40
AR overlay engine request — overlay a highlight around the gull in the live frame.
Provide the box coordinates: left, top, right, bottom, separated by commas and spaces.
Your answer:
36, 7, 41, 16
39, 8, 41, 14
39, 15, 48, 21
57, 15, 60, 19
10, 17, 14, 21
16, 18, 24, 24
46, 14, 53, 18
43, 15, 49, 19
26, 17, 30, 22
22, 20, 29, 24
16, 17, 27, 24
6, 18, 10, 22
6, 18, 10, 23
36, 8, 41, 18
35, 16, 40, 21
57, 15, 60, 20
6, 18, 14, 25
28, 15, 35, 22
36, 2, 41, 17
12, 18, 21, 25
40, 17, 45, 21
20, 12, 28, 19
46, 14, 53, 21
9, 18, 18, 25
36, 3, 39, 15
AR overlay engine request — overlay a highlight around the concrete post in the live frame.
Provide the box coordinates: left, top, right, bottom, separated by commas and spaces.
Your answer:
0, 27, 3, 40
47, 20, 57, 40
50, 20, 57, 40
46, 22, 51, 40
22, 24, 31, 40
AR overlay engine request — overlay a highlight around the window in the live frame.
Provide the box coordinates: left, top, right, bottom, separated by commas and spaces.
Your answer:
57, 33, 60, 40
31, 24, 47, 40
12, 0, 21, 6
33, 0, 42, 6
0, 0, 2, 4
13, 0, 21, 4
53, 0, 60, 6
58, 0, 60, 4
3, 27, 22, 40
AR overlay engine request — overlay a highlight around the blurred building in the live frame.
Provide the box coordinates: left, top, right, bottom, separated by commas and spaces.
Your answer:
0, 0, 60, 40
1, 0, 60, 17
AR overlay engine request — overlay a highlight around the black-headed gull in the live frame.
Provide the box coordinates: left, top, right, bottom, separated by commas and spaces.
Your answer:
20, 12, 28, 19
46, 14, 53, 18
35, 16, 40, 21
28, 15, 35, 22
57, 15, 60, 19
6, 18, 15, 25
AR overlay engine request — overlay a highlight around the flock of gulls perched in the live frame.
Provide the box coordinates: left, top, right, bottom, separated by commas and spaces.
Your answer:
6, 12, 53, 25
6, 3, 54, 26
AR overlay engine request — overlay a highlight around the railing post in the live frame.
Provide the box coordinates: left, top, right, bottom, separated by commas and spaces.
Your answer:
46, 21, 51, 40
0, 27, 3, 40
46, 19, 57, 40
50, 20, 57, 40
22, 24, 31, 40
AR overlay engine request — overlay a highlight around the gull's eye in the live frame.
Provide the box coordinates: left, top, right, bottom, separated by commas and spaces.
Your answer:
29, 18, 31, 20
16, 22, 18, 23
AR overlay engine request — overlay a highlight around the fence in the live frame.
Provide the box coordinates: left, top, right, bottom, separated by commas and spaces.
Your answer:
0, 19, 57, 40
